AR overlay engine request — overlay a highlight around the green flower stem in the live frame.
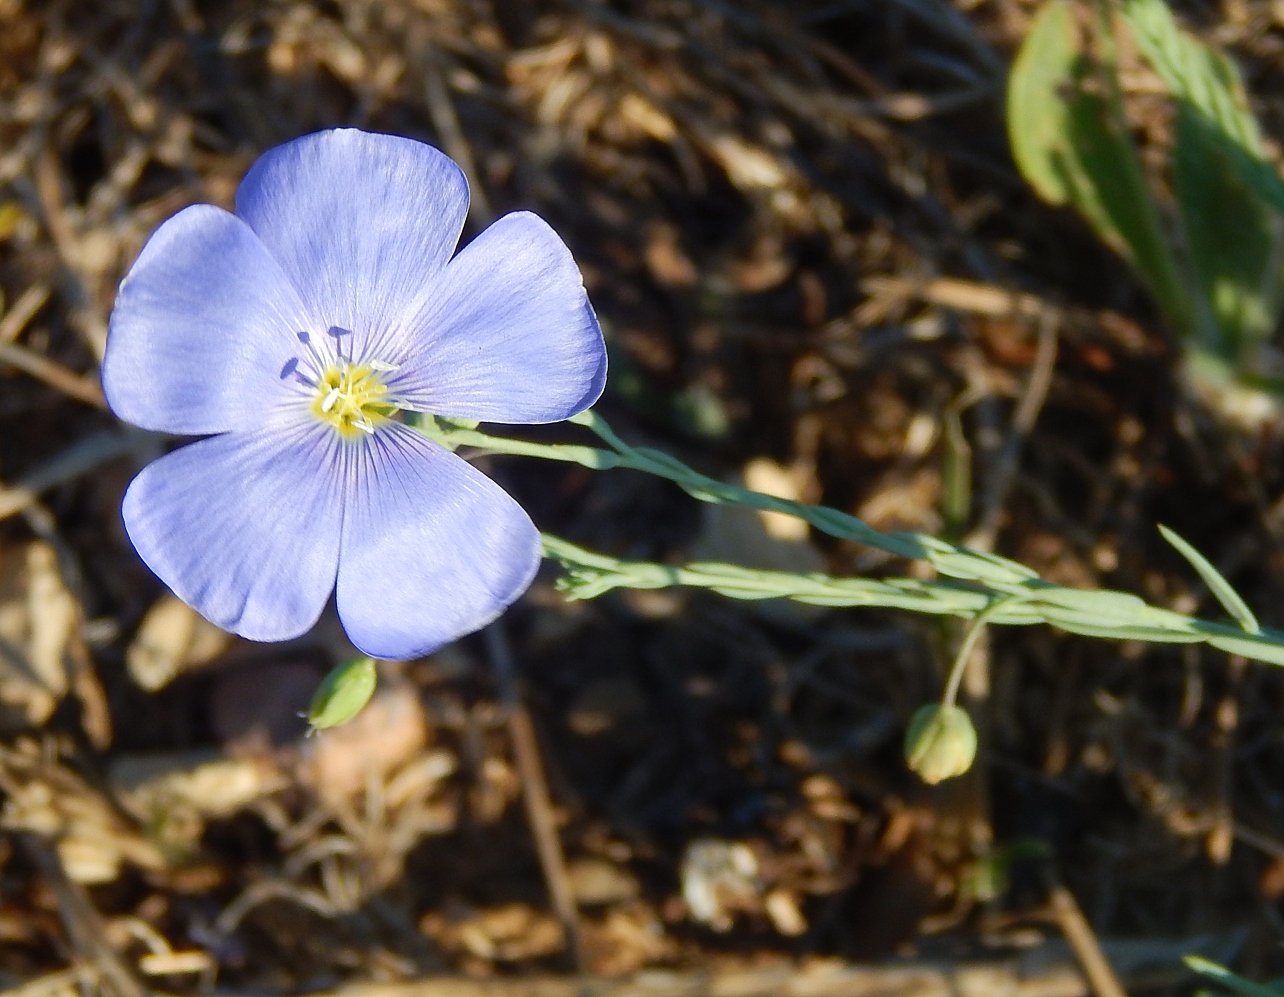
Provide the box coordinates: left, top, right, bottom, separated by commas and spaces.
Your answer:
941, 596, 1028, 709
415, 411, 1284, 668
541, 535, 1284, 666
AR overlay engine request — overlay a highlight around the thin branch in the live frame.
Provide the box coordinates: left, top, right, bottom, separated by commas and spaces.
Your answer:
484, 620, 585, 970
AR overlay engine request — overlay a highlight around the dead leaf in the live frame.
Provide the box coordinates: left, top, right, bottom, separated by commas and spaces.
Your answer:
111, 750, 286, 857
302, 677, 427, 805
0, 739, 165, 884
422, 902, 565, 963
568, 857, 640, 905
126, 593, 233, 691
0, 541, 75, 731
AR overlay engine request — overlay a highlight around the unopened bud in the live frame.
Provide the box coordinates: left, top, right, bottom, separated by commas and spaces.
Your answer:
904, 704, 977, 784
307, 657, 377, 733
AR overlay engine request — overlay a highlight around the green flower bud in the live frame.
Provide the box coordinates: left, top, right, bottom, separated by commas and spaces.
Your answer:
904, 704, 977, 784
307, 657, 377, 734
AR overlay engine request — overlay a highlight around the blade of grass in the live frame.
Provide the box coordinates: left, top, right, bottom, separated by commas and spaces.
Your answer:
1184, 956, 1284, 997
1159, 524, 1259, 634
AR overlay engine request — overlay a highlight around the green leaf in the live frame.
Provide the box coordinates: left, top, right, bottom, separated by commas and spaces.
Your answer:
1007, 1, 1085, 208
1159, 524, 1259, 634
1124, 0, 1284, 356
941, 395, 972, 540
1184, 956, 1284, 997
1199, 628, 1284, 666
925, 548, 1039, 586
1123, 0, 1284, 222
1048, 619, 1204, 643
1030, 584, 1149, 618
1174, 104, 1283, 356
1122, 0, 1262, 155
963, 839, 1051, 903
1007, 1, 1199, 344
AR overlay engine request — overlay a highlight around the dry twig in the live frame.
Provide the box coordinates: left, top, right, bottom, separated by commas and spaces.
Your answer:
484, 621, 584, 971
18, 837, 148, 997
1045, 880, 1127, 997
0, 430, 156, 523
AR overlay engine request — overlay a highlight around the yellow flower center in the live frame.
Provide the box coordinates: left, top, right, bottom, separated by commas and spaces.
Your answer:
311, 361, 396, 438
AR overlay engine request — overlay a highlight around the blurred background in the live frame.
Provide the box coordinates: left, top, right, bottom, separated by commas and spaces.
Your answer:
3, 0, 1284, 992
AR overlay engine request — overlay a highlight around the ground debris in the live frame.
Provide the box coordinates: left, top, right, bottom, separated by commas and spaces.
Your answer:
0, 543, 75, 732
3, 0, 1284, 989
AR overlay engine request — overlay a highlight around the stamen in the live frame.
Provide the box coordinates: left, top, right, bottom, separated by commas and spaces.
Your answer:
280, 355, 317, 388
305, 347, 400, 439
296, 331, 327, 373
327, 326, 354, 364
368, 359, 399, 372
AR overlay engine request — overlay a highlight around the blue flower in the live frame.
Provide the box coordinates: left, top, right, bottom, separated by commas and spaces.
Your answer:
103, 128, 606, 659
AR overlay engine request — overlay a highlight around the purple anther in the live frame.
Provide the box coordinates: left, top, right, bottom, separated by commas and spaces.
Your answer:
327, 326, 354, 363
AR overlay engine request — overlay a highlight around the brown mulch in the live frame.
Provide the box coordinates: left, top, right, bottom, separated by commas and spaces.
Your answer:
2, 0, 1284, 992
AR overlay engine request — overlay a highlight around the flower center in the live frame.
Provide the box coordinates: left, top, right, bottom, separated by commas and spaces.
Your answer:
281, 331, 404, 440
310, 360, 396, 438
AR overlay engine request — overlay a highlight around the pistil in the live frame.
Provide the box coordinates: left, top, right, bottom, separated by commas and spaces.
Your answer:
309, 358, 399, 438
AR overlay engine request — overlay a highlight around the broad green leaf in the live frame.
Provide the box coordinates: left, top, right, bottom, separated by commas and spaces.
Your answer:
1007, 0, 1085, 208
1174, 104, 1283, 356
1007, 2, 1200, 345
1122, 0, 1262, 154
1123, 0, 1284, 215
1122, 0, 1284, 355
1159, 523, 1260, 633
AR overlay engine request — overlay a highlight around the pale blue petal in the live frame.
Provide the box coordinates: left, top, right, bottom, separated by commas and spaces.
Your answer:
235, 129, 469, 353
387, 211, 606, 424
103, 205, 312, 435
122, 425, 344, 641
335, 423, 539, 659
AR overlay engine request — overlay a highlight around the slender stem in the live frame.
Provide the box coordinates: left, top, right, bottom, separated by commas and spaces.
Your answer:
423, 411, 925, 559
542, 533, 1284, 668
942, 596, 1025, 708
1045, 876, 1128, 997
414, 413, 1284, 667
483, 622, 584, 970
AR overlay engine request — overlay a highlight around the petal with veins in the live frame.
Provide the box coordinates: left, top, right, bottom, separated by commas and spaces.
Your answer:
103, 205, 310, 435
335, 423, 539, 658
388, 211, 606, 424
122, 425, 344, 641
235, 128, 469, 357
